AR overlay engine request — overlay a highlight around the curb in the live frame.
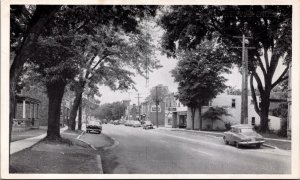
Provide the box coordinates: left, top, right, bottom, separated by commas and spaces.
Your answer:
103, 136, 119, 150
262, 143, 278, 149
76, 131, 85, 139
76, 134, 103, 174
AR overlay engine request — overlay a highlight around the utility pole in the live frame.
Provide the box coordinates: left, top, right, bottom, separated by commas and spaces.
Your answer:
232, 34, 255, 124
135, 93, 143, 121
155, 86, 159, 128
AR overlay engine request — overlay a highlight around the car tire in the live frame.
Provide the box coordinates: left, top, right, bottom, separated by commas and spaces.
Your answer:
235, 142, 240, 148
256, 143, 261, 148
223, 137, 229, 145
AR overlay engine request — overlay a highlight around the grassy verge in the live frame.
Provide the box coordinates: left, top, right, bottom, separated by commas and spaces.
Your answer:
10, 135, 100, 174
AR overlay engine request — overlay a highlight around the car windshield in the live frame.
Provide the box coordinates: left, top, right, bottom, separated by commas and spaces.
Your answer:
88, 121, 100, 126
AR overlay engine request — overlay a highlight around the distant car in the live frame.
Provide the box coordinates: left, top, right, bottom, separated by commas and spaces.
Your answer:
223, 124, 265, 148
126, 120, 135, 127
86, 121, 102, 134
132, 121, 142, 127
113, 120, 120, 125
109, 120, 114, 124
142, 121, 154, 129
102, 119, 108, 124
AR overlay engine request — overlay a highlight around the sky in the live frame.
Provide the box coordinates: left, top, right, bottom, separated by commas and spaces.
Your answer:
96, 19, 287, 106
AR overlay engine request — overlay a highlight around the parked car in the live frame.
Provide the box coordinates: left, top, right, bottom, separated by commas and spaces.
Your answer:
127, 120, 135, 127
142, 121, 154, 129
132, 121, 142, 127
113, 120, 120, 125
86, 121, 102, 134
223, 124, 265, 148
102, 119, 108, 124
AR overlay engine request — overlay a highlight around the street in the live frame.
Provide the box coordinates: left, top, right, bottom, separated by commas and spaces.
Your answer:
80, 124, 291, 174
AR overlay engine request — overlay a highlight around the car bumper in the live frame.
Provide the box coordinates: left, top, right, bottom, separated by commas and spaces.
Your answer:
238, 141, 265, 145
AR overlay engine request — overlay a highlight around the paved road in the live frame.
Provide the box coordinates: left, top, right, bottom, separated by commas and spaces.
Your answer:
83, 124, 291, 174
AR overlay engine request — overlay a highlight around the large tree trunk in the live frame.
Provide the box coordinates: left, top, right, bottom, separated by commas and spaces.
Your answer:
260, 92, 271, 133
46, 82, 66, 140
78, 98, 82, 130
9, 6, 60, 145
69, 91, 83, 130
191, 107, 195, 130
69, 79, 85, 130
199, 105, 202, 130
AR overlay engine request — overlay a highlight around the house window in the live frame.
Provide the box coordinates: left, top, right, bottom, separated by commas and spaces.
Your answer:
231, 99, 236, 108
251, 117, 255, 125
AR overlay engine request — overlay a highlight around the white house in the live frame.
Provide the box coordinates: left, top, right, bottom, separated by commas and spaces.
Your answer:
186, 94, 281, 131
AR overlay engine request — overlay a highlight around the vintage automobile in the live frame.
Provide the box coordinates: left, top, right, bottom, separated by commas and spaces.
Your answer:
132, 121, 142, 127
142, 121, 154, 129
223, 124, 265, 148
113, 120, 120, 125
86, 121, 102, 134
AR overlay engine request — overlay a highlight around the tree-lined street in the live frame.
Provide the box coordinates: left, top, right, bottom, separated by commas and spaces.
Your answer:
87, 124, 290, 174
5, 4, 297, 178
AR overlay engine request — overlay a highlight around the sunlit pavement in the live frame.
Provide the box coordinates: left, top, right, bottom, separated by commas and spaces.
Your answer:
83, 124, 291, 174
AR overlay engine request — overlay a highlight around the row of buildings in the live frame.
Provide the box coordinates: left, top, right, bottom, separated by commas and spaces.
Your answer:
123, 88, 283, 132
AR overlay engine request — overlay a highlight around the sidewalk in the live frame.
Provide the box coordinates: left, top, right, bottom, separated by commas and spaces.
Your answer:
157, 127, 291, 150
9, 127, 103, 174
10, 126, 68, 154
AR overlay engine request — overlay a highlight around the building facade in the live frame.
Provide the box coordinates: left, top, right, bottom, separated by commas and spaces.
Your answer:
186, 94, 282, 131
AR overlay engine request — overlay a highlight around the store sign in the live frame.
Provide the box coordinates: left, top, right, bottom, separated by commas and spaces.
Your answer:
151, 106, 161, 112
167, 107, 177, 112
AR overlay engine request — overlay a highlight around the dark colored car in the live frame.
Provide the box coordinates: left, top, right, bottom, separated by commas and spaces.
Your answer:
142, 121, 154, 129
86, 121, 102, 134
223, 124, 265, 148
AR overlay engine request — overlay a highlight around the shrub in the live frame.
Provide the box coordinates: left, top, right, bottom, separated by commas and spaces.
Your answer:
277, 118, 287, 137
224, 122, 231, 130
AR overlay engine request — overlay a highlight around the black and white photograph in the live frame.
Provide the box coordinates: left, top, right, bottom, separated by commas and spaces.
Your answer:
1, 0, 299, 179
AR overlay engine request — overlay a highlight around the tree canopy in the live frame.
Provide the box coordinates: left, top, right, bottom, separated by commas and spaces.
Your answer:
159, 5, 291, 132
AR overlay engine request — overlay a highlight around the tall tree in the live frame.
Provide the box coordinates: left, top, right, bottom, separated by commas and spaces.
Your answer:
171, 38, 231, 130
27, 36, 80, 139
10, 5, 61, 143
50, 6, 160, 130
159, 5, 291, 132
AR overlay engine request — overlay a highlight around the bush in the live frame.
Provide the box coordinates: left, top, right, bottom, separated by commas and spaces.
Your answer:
224, 122, 231, 130
253, 125, 261, 132
277, 118, 287, 137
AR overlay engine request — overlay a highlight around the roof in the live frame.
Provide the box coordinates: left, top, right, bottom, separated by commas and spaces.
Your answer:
16, 94, 41, 103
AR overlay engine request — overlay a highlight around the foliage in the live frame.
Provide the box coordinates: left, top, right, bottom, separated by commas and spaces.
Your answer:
226, 86, 242, 95
224, 122, 232, 131
148, 84, 169, 104
277, 118, 287, 137
270, 103, 288, 118
202, 107, 231, 121
171, 38, 231, 108
159, 5, 292, 132
202, 106, 231, 130
93, 102, 127, 120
